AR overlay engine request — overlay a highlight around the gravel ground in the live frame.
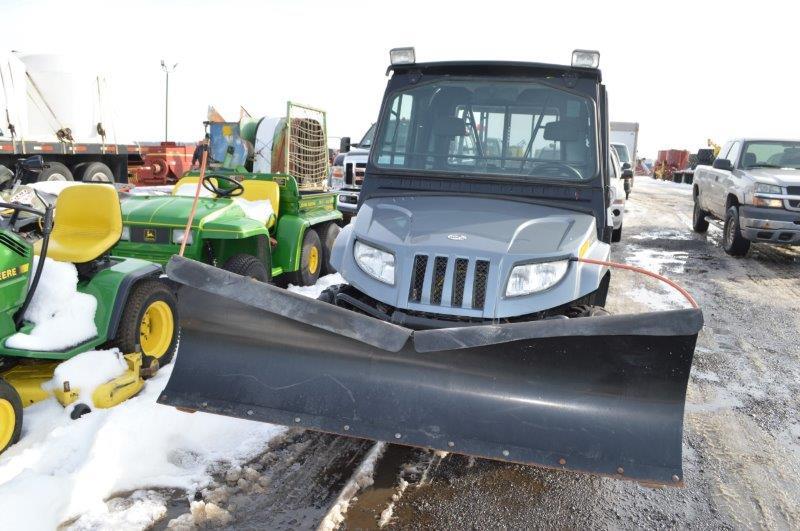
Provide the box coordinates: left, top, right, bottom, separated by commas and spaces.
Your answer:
86, 179, 800, 529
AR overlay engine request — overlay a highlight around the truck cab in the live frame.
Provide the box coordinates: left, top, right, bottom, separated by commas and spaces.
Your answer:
331, 124, 375, 221
692, 138, 800, 255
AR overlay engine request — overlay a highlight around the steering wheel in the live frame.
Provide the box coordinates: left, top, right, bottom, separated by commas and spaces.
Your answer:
528, 162, 583, 180
202, 174, 244, 198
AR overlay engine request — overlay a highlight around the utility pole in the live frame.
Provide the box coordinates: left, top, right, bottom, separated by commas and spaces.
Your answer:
160, 60, 178, 142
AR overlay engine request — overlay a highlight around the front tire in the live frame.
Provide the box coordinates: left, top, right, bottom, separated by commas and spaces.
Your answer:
0, 378, 22, 454
114, 279, 180, 377
723, 206, 750, 256
692, 199, 709, 233
289, 229, 323, 286
79, 161, 114, 182
37, 162, 74, 182
223, 253, 269, 282
612, 224, 622, 243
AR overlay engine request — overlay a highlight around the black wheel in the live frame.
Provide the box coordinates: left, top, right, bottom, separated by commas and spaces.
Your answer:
223, 253, 269, 282
565, 305, 610, 318
612, 224, 622, 242
317, 283, 346, 304
723, 206, 750, 257
0, 378, 23, 454
78, 161, 114, 182
70, 403, 91, 420
288, 229, 323, 286
692, 198, 709, 233
114, 279, 180, 377
320, 223, 341, 274
37, 162, 74, 182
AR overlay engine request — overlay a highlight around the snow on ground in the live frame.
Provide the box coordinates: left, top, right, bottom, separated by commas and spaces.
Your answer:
6, 257, 98, 351
0, 364, 284, 530
624, 245, 688, 275
636, 176, 693, 196
287, 273, 346, 298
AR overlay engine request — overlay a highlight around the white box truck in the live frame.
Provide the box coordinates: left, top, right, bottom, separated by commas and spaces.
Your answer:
610, 121, 639, 167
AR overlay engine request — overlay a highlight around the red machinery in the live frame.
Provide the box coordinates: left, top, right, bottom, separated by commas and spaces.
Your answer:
127, 142, 196, 185
654, 149, 689, 180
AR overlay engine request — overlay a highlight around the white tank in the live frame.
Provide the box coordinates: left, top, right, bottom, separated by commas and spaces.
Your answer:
0, 52, 29, 141
15, 53, 115, 143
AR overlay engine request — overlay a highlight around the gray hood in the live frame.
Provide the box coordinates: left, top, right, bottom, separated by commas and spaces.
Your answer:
332, 195, 609, 319
743, 168, 800, 187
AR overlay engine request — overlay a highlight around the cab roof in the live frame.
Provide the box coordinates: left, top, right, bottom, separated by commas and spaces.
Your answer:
387, 61, 602, 82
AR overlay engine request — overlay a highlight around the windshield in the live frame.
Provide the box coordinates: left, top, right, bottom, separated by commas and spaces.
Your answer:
359, 123, 376, 148
373, 78, 597, 181
741, 141, 800, 169
611, 143, 630, 164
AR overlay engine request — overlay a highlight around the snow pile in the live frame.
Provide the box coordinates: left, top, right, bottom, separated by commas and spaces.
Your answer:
233, 198, 274, 225
5, 257, 98, 351
625, 246, 688, 275
319, 443, 386, 531
29, 181, 83, 196
287, 273, 345, 299
46, 349, 128, 406
0, 364, 284, 530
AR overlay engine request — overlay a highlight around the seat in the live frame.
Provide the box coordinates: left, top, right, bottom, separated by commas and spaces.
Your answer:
239, 180, 280, 228
41, 184, 122, 263
172, 176, 218, 197
742, 152, 757, 167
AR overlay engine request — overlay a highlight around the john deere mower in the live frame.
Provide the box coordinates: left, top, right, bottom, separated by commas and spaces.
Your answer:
0, 156, 180, 455
158, 50, 703, 485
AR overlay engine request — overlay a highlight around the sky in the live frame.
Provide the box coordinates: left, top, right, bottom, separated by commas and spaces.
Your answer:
2, 0, 799, 158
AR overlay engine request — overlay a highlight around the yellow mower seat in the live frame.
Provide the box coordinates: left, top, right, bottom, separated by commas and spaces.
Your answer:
240, 180, 280, 228
40, 185, 122, 263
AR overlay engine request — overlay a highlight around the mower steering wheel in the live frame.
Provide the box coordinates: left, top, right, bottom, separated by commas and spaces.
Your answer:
528, 162, 583, 180
202, 175, 245, 198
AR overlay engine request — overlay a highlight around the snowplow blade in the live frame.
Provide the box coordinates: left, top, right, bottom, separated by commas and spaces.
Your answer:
159, 256, 702, 485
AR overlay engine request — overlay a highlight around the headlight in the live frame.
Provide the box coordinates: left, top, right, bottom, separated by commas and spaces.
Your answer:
506, 260, 569, 297
354, 240, 395, 285
754, 183, 782, 195
172, 229, 193, 245
120, 226, 130, 241
753, 183, 783, 208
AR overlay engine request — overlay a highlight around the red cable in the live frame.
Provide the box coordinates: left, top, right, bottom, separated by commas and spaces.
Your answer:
576, 257, 699, 309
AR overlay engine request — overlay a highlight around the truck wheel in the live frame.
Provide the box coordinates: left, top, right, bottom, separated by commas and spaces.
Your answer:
320, 223, 341, 274
79, 162, 114, 183
692, 200, 709, 233
611, 224, 622, 242
0, 378, 22, 454
114, 279, 180, 377
723, 206, 750, 257
37, 162, 73, 182
223, 254, 269, 282
290, 229, 323, 286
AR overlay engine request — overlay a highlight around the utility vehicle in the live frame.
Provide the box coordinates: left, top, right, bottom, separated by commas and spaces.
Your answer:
159, 49, 703, 485
113, 104, 343, 286
0, 156, 180, 454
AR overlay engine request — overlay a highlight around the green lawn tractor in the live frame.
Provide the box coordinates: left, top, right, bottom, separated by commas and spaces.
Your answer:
112, 105, 343, 286
0, 157, 180, 455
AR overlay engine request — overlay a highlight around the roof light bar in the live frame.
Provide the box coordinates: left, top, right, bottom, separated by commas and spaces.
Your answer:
571, 49, 600, 69
390, 47, 416, 66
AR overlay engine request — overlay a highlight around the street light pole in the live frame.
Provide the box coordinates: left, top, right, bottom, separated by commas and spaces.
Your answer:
160, 60, 178, 142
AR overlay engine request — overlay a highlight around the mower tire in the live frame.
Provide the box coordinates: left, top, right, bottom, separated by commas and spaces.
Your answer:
289, 229, 323, 286
223, 254, 268, 282
0, 378, 22, 454
320, 223, 341, 275
115, 279, 180, 377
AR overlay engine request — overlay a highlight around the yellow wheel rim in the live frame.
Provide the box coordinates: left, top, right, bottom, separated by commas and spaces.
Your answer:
0, 399, 16, 450
139, 300, 174, 358
308, 246, 319, 275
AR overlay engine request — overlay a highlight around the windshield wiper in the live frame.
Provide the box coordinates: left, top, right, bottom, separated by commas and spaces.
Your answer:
745, 163, 781, 169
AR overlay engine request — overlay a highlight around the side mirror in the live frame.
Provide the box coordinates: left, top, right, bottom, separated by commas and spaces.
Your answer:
621, 169, 633, 179
712, 158, 733, 171
18, 155, 45, 174
621, 162, 631, 170
340, 136, 351, 153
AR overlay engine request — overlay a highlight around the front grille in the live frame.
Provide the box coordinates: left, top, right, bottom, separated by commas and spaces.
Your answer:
430, 256, 448, 305
788, 186, 800, 209
472, 260, 489, 310
0, 233, 28, 256
354, 163, 366, 185
345, 163, 353, 185
408, 255, 428, 303
452, 258, 468, 307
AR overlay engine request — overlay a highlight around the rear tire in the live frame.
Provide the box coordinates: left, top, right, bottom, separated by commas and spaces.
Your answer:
320, 223, 341, 274
79, 161, 114, 182
611, 224, 622, 242
223, 253, 269, 282
692, 198, 709, 233
723, 206, 750, 256
289, 229, 322, 286
0, 378, 22, 454
114, 279, 180, 377
37, 162, 73, 182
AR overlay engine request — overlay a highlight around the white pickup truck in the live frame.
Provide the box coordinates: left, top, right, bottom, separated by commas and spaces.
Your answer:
692, 138, 800, 255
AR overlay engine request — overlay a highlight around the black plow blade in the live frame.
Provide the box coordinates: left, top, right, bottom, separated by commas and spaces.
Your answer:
159, 256, 702, 485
